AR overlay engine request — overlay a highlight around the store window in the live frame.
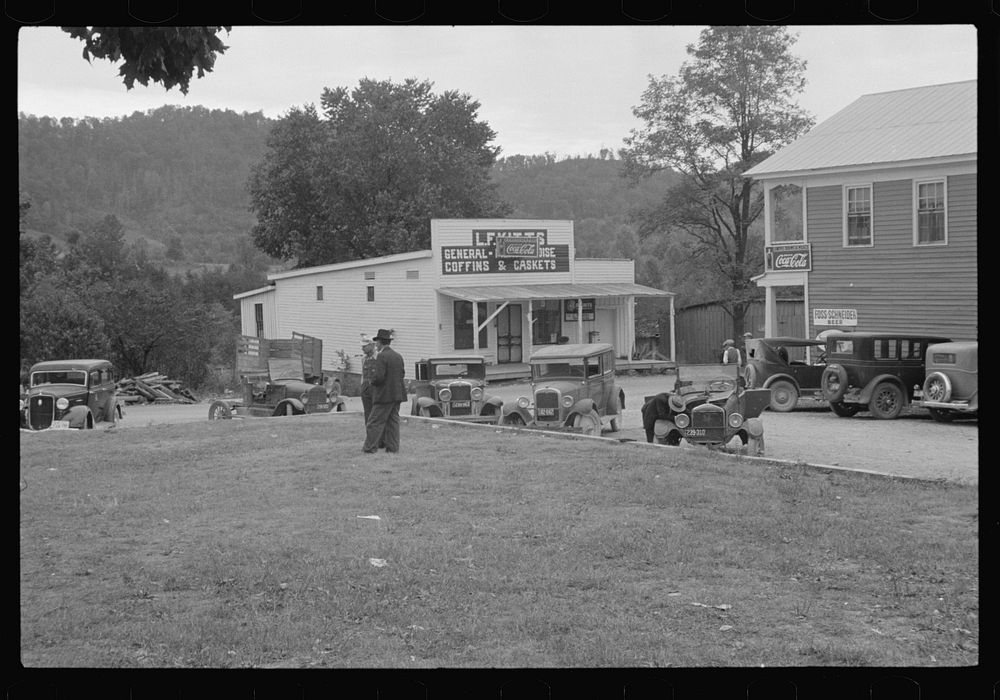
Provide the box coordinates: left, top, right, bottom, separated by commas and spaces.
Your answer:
254, 303, 264, 338
367, 286, 375, 302
844, 185, 872, 246
454, 301, 488, 349
915, 180, 946, 245
316, 285, 324, 301
534, 300, 562, 344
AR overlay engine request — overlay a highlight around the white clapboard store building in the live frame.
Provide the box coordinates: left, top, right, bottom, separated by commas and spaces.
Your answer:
235, 219, 675, 378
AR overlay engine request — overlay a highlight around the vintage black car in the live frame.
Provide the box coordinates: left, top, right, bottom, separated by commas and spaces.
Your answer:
21, 359, 124, 430
743, 336, 828, 412
502, 343, 624, 435
410, 355, 503, 423
915, 341, 978, 422
208, 370, 345, 420
820, 332, 951, 419
650, 363, 770, 455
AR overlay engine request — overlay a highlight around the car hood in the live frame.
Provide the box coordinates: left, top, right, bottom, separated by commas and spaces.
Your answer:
27, 385, 90, 399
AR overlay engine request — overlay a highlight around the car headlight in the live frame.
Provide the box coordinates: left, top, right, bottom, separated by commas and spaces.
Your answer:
561, 395, 574, 408
56, 397, 70, 410
439, 388, 452, 402
471, 387, 483, 401
674, 413, 690, 428
516, 396, 530, 409
728, 413, 744, 428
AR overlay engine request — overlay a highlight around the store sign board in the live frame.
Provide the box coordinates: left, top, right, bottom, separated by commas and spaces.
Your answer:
441, 229, 569, 274
813, 308, 858, 326
766, 243, 812, 272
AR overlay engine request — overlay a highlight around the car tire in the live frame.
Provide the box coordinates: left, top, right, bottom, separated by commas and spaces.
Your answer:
923, 372, 952, 403
768, 380, 798, 412
208, 401, 232, 420
829, 401, 862, 418
573, 410, 601, 436
928, 407, 955, 423
868, 382, 905, 420
743, 365, 757, 389
820, 365, 848, 402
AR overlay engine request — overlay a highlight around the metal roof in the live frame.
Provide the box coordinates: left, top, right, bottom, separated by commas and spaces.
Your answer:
745, 80, 976, 178
437, 282, 673, 302
531, 343, 616, 358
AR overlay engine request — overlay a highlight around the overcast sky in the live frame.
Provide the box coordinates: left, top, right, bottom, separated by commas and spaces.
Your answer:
17, 24, 978, 159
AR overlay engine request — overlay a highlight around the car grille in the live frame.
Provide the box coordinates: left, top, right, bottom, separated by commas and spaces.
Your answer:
534, 389, 561, 422
304, 386, 331, 413
691, 404, 725, 428
446, 383, 472, 416
28, 394, 54, 430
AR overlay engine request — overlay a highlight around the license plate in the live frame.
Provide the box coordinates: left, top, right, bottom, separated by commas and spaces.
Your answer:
451, 400, 470, 408
537, 408, 556, 417
316, 403, 330, 411
683, 428, 707, 437
51, 421, 71, 430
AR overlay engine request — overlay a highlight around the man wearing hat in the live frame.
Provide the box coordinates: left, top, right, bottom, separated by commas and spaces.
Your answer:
363, 329, 407, 454
359, 334, 377, 426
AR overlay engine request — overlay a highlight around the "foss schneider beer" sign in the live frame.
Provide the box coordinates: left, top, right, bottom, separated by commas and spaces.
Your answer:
765, 243, 812, 272
441, 229, 570, 275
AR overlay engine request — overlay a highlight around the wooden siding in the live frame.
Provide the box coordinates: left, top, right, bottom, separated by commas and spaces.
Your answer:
672, 300, 804, 364
573, 258, 634, 283
272, 257, 438, 373
805, 173, 976, 341
239, 291, 278, 339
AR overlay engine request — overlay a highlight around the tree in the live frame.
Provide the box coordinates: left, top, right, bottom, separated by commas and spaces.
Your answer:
620, 26, 814, 337
248, 78, 510, 266
61, 27, 231, 94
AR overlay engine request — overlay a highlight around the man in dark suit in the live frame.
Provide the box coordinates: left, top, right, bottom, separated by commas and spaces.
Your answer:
362, 328, 407, 453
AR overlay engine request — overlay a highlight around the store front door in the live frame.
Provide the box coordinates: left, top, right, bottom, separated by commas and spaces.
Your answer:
496, 304, 523, 364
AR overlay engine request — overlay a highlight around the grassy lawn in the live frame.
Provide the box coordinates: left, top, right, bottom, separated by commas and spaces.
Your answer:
19, 413, 978, 669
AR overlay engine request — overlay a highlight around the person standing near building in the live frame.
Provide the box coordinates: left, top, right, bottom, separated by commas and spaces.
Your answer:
363, 329, 407, 454
721, 339, 742, 367
358, 334, 377, 425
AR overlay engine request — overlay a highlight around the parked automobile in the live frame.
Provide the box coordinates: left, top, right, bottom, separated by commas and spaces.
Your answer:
649, 363, 770, 455
915, 341, 978, 422
208, 371, 345, 419
410, 355, 503, 423
743, 336, 828, 411
21, 359, 124, 430
501, 343, 624, 435
820, 332, 951, 419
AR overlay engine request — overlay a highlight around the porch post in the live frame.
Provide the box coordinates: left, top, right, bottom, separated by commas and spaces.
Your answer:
472, 300, 479, 351
577, 297, 583, 343
669, 295, 676, 362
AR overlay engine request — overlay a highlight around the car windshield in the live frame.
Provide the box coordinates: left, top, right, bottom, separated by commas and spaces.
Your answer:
675, 364, 738, 394
31, 370, 88, 387
432, 362, 486, 380
533, 358, 587, 380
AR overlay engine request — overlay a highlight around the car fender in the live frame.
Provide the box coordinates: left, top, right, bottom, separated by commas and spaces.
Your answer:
483, 395, 504, 410
414, 396, 444, 417
762, 373, 798, 391
744, 416, 764, 438
741, 388, 773, 419
568, 399, 598, 425
502, 405, 533, 425
272, 398, 305, 416
64, 405, 92, 429
860, 375, 909, 404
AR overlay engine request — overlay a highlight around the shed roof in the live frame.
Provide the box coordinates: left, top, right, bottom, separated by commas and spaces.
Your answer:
437, 282, 673, 302
745, 80, 976, 178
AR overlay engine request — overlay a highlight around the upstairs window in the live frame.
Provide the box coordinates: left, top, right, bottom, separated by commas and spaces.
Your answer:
915, 180, 947, 245
316, 286, 324, 301
844, 185, 872, 246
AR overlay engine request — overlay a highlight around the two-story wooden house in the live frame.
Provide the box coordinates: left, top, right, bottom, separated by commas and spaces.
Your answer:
745, 80, 977, 349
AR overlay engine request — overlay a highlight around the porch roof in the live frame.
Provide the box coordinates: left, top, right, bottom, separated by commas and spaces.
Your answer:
437, 282, 673, 302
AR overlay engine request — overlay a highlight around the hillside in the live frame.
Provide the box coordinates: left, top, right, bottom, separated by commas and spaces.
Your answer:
18, 109, 676, 269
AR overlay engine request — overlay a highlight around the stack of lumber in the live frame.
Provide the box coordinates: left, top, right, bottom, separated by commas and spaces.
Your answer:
117, 372, 198, 404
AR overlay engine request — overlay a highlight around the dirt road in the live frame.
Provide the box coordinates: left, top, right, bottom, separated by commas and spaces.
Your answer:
111, 375, 978, 485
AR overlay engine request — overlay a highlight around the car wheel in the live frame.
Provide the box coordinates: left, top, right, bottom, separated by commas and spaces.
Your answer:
923, 372, 952, 403
573, 410, 601, 436
208, 401, 232, 420
820, 365, 848, 402
829, 401, 862, 418
743, 365, 757, 389
928, 407, 955, 423
768, 380, 798, 412
869, 382, 904, 420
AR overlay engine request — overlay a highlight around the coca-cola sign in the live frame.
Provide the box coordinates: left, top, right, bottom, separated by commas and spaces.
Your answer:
495, 236, 539, 258
765, 243, 811, 272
